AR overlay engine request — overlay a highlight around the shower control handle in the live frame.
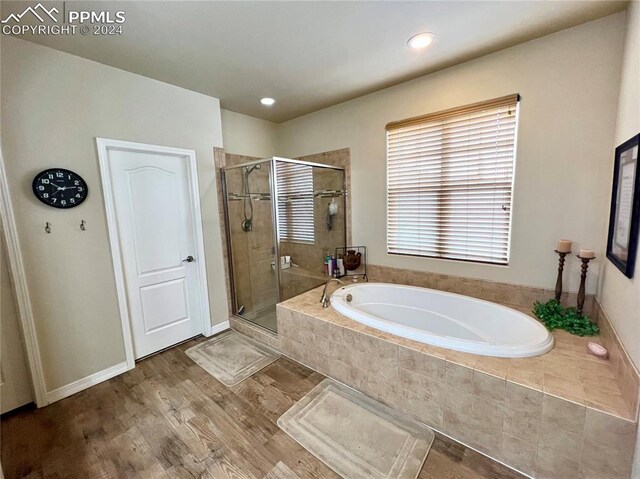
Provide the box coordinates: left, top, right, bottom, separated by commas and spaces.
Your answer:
182, 255, 195, 263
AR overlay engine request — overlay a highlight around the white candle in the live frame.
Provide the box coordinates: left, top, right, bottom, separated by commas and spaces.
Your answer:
557, 239, 572, 253
579, 249, 595, 259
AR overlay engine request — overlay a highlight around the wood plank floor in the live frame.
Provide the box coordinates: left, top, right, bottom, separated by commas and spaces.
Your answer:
2, 336, 525, 479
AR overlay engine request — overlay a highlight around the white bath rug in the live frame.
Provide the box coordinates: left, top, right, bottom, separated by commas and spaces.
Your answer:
185, 332, 280, 387
277, 379, 435, 479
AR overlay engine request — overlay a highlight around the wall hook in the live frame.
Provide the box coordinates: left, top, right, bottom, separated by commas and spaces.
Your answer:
45, 222, 51, 234
80, 220, 86, 231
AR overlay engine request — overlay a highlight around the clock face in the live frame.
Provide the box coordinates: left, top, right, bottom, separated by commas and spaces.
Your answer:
32, 168, 88, 209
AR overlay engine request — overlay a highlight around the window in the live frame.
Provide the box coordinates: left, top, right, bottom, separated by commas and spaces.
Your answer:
386, 94, 519, 265
276, 161, 315, 243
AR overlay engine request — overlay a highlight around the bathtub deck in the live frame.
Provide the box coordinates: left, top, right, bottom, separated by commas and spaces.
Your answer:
280, 287, 636, 421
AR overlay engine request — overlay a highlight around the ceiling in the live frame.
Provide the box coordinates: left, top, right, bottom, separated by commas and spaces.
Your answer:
2, 1, 627, 122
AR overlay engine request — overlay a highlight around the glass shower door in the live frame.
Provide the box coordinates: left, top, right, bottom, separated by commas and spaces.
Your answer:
223, 161, 278, 332
276, 160, 346, 301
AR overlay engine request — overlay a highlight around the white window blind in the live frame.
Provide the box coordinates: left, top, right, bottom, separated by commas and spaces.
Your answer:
386, 94, 519, 265
276, 162, 315, 243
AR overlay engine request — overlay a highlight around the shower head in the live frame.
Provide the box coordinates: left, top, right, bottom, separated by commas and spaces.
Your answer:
240, 163, 262, 232
244, 163, 262, 175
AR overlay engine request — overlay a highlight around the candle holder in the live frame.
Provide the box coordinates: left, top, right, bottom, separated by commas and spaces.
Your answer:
554, 250, 571, 302
576, 255, 595, 315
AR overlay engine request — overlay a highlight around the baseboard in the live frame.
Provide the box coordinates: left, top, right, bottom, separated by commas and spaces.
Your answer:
45, 361, 130, 404
208, 320, 230, 337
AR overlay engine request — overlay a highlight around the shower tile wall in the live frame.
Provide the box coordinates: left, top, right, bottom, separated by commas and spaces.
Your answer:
297, 148, 352, 246
213, 147, 234, 316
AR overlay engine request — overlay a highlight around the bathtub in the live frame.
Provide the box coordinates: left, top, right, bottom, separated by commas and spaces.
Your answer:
330, 282, 553, 358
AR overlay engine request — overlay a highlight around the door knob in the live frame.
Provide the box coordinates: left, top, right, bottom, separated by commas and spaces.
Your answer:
182, 255, 195, 263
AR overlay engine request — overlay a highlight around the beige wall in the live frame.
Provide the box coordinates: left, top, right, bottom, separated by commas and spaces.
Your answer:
596, 4, 640, 475
1, 37, 229, 392
275, 13, 626, 296
598, 2, 640, 370
220, 109, 278, 159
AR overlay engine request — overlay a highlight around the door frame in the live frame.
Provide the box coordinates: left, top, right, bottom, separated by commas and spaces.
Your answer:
96, 138, 211, 366
0, 148, 47, 407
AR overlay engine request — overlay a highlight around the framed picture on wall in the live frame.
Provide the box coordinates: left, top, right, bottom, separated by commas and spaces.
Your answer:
606, 133, 640, 278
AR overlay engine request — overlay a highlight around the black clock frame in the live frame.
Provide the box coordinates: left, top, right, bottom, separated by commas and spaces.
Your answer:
32, 168, 89, 209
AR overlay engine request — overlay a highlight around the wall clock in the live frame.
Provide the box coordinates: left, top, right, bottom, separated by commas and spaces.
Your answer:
32, 168, 88, 209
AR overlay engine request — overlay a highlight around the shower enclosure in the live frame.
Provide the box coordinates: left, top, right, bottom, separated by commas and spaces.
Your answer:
222, 157, 346, 333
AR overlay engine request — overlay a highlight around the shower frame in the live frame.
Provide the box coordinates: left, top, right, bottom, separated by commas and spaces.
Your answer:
221, 157, 347, 332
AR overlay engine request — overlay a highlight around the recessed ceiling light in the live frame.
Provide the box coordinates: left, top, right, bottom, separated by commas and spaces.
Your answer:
260, 97, 276, 106
407, 32, 435, 50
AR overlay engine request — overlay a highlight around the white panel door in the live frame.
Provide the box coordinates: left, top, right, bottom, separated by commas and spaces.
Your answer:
0, 221, 33, 413
109, 148, 206, 358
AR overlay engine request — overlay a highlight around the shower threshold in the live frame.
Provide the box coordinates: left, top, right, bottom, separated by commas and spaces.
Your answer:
237, 304, 277, 334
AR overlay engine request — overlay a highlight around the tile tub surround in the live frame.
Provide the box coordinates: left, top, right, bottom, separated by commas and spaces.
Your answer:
368, 263, 640, 420
593, 300, 640, 421
367, 264, 597, 317
235, 288, 638, 478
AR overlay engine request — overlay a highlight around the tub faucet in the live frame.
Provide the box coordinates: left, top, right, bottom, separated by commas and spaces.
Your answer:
320, 278, 344, 308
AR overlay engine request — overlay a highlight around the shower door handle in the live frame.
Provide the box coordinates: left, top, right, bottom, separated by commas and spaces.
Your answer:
182, 255, 195, 263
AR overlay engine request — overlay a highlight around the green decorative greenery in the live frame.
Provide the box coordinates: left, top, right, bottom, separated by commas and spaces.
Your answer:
532, 299, 599, 337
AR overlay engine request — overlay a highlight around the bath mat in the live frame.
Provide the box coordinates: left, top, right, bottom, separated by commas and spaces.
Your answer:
185, 332, 280, 387
277, 379, 434, 479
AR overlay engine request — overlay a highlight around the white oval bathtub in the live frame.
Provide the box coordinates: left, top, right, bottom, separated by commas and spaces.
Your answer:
330, 283, 553, 358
